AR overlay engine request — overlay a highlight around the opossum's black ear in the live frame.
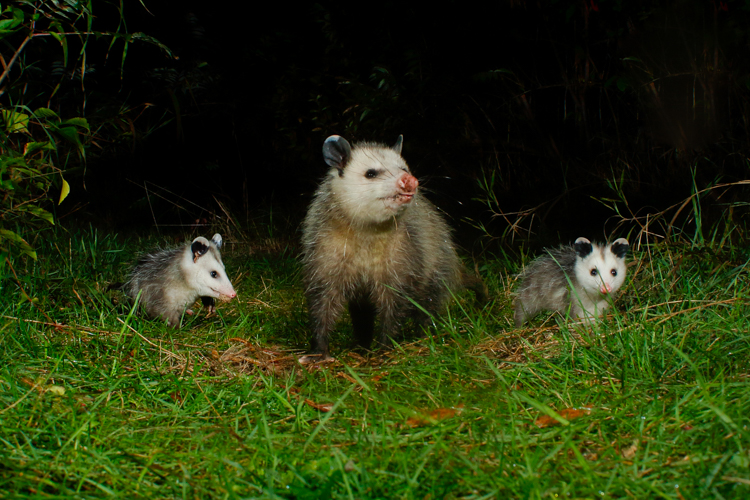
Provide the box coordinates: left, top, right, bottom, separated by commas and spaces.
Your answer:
392, 135, 403, 155
574, 237, 592, 258
211, 233, 223, 249
611, 238, 629, 259
191, 237, 210, 263
323, 135, 351, 175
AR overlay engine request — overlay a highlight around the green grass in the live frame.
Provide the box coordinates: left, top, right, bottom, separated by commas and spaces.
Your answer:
1, 226, 749, 499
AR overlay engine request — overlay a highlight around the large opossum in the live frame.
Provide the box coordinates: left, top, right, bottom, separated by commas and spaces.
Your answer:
118, 234, 237, 326
514, 237, 629, 326
301, 135, 486, 361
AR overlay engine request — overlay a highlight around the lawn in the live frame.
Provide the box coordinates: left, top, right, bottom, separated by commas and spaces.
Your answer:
0, 226, 748, 498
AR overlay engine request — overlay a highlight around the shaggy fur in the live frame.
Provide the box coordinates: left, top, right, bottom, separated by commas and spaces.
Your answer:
122, 234, 236, 326
301, 135, 484, 360
514, 237, 628, 326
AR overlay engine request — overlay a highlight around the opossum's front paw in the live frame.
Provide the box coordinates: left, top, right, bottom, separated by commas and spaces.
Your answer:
298, 353, 335, 365
204, 305, 217, 316
186, 308, 195, 316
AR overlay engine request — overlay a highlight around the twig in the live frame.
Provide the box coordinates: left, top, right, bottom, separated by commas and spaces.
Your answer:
0, 36, 31, 89
0, 377, 46, 415
0, 315, 118, 336
116, 318, 182, 361
651, 298, 739, 324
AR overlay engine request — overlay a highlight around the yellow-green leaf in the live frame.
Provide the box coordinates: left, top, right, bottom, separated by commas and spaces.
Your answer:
47, 385, 65, 396
0, 229, 37, 260
1, 109, 29, 134
59, 178, 70, 204
24, 141, 55, 156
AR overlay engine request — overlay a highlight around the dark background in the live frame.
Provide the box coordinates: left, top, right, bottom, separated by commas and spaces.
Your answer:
10, 0, 750, 248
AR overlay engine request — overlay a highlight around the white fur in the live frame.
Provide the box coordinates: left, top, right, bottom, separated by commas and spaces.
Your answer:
184, 234, 236, 303
570, 238, 628, 319
514, 237, 629, 326
125, 233, 237, 326
329, 146, 415, 226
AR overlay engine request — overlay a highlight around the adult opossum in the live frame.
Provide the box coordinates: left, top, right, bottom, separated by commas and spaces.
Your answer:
514, 237, 629, 326
301, 135, 486, 361
117, 234, 237, 326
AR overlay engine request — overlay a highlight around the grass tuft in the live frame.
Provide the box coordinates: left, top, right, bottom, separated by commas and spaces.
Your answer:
0, 224, 749, 498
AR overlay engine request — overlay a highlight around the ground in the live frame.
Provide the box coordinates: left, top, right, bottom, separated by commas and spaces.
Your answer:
0, 226, 748, 498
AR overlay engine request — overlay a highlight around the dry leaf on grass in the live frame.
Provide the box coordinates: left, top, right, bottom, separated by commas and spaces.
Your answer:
472, 329, 561, 364
335, 371, 359, 385
621, 439, 639, 459
534, 407, 593, 428
406, 405, 464, 428
304, 399, 333, 412
218, 339, 301, 375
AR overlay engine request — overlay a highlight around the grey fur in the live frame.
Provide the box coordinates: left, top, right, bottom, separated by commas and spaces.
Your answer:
301, 135, 481, 360
514, 237, 629, 326
123, 234, 237, 326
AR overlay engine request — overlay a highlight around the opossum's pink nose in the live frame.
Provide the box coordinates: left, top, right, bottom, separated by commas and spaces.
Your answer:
399, 173, 418, 194
600, 283, 612, 294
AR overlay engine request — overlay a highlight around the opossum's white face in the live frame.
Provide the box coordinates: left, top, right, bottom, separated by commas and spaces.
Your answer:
325, 137, 418, 226
183, 234, 237, 302
573, 237, 629, 297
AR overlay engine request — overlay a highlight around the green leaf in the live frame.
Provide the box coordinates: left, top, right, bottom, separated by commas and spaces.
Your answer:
0, 18, 20, 31
34, 108, 60, 120
49, 21, 68, 65
1, 109, 30, 134
0, 229, 37, 260
24, 141, 56, 156
59, 178, 70, 204
130, 32, 176, 59
25, 206, 54, 225
55, 126, 82, 146
60, 117, 89, 130
0, 7, 24, 34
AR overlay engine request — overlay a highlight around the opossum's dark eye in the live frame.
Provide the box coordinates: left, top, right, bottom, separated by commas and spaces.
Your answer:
611, 269, 618, 277
590, 269, 598, 277
365, 169, 379, 179
210, 271, 218, 279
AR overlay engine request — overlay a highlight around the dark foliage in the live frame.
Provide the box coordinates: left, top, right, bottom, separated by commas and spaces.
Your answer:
6, 0, 750, 243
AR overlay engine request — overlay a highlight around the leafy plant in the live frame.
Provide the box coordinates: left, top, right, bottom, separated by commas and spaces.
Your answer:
0, 1, 171, 272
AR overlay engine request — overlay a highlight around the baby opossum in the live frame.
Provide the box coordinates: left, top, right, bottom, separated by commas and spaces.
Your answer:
118, 234, 237, 326
514, 237, 629, 326
301, 135, 486, 361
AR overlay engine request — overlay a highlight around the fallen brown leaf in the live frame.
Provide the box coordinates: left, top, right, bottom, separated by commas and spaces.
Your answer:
335, 371, 359, 385
621, 439, 638, 459
535, 407, 593, 428
406, 405, 464, 428
304, 399, 333, 412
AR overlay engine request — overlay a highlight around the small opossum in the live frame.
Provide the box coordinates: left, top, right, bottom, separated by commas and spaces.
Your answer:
301, 135, 486, 362
117, 234, 237, 326
514, 237, 629, 326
